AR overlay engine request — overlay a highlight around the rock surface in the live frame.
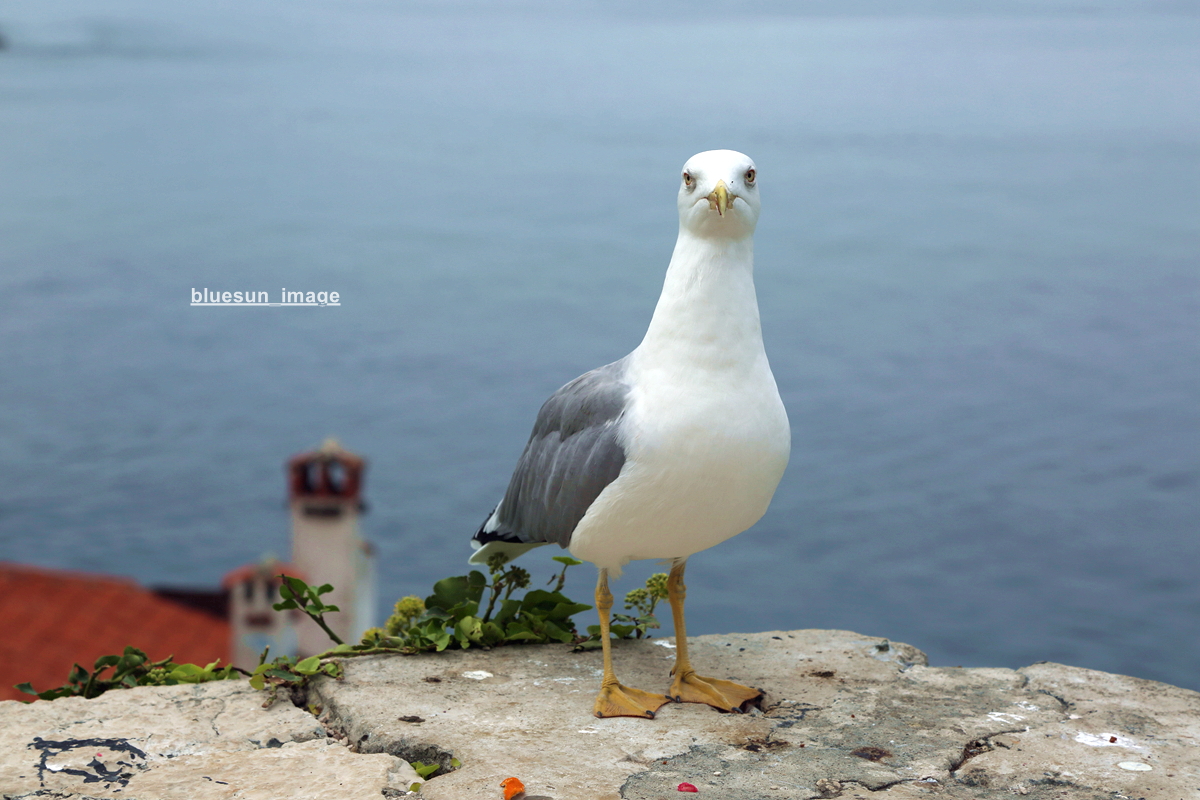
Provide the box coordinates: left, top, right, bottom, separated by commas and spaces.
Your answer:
0, 679, 420, 799
3, 629, 1198, 799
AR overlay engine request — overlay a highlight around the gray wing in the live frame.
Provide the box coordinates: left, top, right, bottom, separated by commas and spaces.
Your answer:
474, 358, 630, 549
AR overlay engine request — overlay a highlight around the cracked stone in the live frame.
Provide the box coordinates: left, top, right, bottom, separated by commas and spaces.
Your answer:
3, 629, 1197, 800
0, 680, 418, 799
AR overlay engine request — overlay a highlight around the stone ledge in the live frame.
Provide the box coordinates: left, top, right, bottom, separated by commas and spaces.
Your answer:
3, 630, 1197, 799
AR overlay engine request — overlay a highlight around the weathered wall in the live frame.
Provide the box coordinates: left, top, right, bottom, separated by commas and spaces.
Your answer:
3, 630, 1196, 799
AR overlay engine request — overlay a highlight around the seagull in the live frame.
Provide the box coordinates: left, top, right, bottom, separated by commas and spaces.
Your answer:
470, 150, 790, 718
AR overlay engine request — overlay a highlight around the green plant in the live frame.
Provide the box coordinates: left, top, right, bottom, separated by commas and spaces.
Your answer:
15, 559, 600, 703
247, 647, 342, 705
329, 553, 592, 657
574, 572, 668, 650
16, 646, 238, 701
274, 575, 344, 645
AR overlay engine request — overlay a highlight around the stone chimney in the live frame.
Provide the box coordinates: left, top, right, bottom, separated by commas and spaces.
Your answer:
286, 438, 376, 656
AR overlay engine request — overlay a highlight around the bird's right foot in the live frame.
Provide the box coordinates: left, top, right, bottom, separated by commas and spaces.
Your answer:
593, 683, 670, 719
668, 669, 763, 713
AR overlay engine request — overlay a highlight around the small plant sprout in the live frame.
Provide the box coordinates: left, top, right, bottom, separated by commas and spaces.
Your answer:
274, 574, 344, 645
547, 555, 583, 592
480, 552, 532, 623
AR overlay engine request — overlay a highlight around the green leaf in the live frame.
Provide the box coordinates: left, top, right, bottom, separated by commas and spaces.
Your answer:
480, 621, 505, 646
249, 673, 266, 690
273, 599, 298, 611
504, 630, 540, 642
552, 556, 583, 566
264, 667, 302, 681
541, 619, 573, 643
466, 570, 487, 603
170, 663, 204, 678
493, 598, 522, 625
410, 783, 422, 793
294, 656, 322, 675
426, 575, 471, 611
450, 757, 462, 768
548, 602, 592, 620
93, 654, 121, 671
15, 682, 36, 696
455, 615, 484, 644
519, 589, 573, 612
610, 624, 636, 639
411, 761, 441, 779
315, 583, 334, 596
168, 664, 208, 683
445, 600, 479, 622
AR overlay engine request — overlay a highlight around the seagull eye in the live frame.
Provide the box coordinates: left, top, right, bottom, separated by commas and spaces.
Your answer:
745, 168, 756, 185
683, 172, 693, 188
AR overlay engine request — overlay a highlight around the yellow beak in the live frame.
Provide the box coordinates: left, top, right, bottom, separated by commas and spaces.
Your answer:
707, 180, 730, 216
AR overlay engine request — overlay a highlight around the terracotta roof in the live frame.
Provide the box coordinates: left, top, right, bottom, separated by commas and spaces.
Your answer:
0, 563, 229, 702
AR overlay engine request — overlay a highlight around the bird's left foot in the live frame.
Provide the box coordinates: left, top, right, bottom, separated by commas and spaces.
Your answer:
668, 670, 763, 713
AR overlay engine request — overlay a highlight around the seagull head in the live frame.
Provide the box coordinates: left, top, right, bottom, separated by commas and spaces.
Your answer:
677, 150, 760, 239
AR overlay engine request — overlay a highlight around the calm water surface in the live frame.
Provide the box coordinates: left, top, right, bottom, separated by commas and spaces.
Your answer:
1, 1, 1198, 689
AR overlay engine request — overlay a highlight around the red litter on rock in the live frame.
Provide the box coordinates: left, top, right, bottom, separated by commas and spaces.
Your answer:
677, 783, 699, 792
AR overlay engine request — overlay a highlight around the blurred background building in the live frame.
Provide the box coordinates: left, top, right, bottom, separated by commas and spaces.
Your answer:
1, 440, 374, 699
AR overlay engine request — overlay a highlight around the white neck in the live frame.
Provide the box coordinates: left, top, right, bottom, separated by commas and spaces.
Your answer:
636, 229, 764, 372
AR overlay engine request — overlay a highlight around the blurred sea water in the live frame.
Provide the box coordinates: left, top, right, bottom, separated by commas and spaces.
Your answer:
0, 1, 1197, 689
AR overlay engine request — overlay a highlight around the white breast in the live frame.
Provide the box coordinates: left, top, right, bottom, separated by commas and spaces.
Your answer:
567, 231, 791, 575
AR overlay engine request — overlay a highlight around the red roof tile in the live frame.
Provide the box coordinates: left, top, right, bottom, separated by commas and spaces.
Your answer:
0, 563, 229, 702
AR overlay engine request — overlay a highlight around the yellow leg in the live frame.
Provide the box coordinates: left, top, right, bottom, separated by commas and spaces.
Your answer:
593, 569, 670, 719
666, 560, 763, 713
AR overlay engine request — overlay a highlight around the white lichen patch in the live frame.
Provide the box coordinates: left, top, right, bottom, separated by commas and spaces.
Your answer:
1074, 732, 1143, 750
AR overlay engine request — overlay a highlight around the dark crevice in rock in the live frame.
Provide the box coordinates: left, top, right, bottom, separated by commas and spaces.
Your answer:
766, 702, 822, 729
306, 686, 459, 779
948, 737, 992, 772
802, 777, 913, 797
349, 730, 457, 775
847, 777, 911, 792
948, 728, 1029, 775
208, 696, 227, 738
1034, 688, 1072, 713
